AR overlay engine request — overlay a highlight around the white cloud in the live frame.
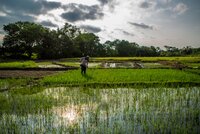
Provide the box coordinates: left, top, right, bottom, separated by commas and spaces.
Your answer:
0, 11, 7, 17
173, 3, 188, 15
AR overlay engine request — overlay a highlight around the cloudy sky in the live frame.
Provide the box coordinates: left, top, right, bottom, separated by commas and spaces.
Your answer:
0, 0, 200, 48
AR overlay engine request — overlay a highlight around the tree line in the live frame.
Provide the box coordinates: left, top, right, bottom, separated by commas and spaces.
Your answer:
0, 21, 199, 59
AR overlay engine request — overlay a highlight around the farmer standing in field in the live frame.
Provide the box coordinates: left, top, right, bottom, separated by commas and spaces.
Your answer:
80, 55, 89, 74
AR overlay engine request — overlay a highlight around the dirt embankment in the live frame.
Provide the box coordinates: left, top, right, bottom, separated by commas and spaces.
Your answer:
159, 61, 188, 70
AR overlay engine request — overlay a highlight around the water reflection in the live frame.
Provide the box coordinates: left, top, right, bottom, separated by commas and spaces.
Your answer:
38, 64, 65, 68
53, 106, 79, 124
101, 62, 144, 68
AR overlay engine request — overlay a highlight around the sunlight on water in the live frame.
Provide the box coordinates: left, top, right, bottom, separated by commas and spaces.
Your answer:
53, 106, 80, 125
101, 62, 144, 68
63, 109, 76, 121
38, 64, 65, 68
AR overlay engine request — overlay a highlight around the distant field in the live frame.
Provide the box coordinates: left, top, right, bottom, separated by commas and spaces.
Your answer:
0, 57, 199, 68
62, 56, 200, 62
0, 61, 37, 68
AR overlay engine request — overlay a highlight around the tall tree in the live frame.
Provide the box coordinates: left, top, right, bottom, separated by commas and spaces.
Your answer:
57, 23, 81, 57
103, 40, 117, 56
75, 33, 101, 56
3, 21, 45, 59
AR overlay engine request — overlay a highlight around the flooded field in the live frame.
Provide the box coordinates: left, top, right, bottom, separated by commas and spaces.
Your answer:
101, 62, 173, 69
0, 87, 199, 133
101, 62, 137, 68
38, 64, 65, 68
58, 61, 171, 69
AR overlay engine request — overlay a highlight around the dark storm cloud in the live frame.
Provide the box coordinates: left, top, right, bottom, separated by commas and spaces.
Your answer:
115, 29, 134, 36
122, 31, 134, 36
41, 1, 61, 10
0, 13, 35, 26
0, 0, 61, 32
61, 4, 104, 22
0, 0, 61, 15
40, 21, 58, 27
129, 22, 154, 30
0, 16, 12, 25
98, 0, 109, 5
98, 0, 118, 11
140, 1, 153, 8
80, 25, 101, 33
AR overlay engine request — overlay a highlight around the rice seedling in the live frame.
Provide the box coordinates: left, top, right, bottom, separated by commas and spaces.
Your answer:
183, 69, 200, 75
41, 69, 200, 86
183, 63, 200, 69
0, 78, 37, 92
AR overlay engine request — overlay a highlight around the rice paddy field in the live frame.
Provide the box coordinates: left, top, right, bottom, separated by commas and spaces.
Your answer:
0, 61, 38, 69
0, 57, 200, 133
62, 56, 200, 63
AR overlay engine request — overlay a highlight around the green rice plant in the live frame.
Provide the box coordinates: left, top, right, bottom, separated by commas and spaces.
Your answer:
0, 88, 54, 115
0, 78, 36, 91
183, 69, 200, 75
183, 63, 200, 68
0, 61, 38, 68
10, 86, 44, 95
41, 69, 200, 86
